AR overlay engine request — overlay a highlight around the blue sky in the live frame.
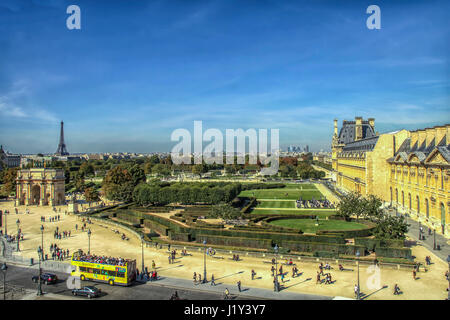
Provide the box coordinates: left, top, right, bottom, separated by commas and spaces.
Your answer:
0, 0, 449, 154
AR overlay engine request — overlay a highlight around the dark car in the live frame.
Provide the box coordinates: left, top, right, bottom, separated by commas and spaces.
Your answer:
72, 286, 101, 299
32, 273, 58, 285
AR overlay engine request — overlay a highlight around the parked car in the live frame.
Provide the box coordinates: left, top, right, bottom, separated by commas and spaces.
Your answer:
72, 286, 101, 299
32, 273, 58, 285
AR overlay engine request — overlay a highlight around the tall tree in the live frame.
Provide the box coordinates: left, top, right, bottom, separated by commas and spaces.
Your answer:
102, 166, 135, 202
2, 168, 18, 195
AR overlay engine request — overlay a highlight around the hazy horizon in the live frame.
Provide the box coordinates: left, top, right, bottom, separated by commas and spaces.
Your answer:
1, 0, 449, 154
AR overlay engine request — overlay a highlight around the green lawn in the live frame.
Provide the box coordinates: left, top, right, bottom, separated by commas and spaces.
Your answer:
239, 188, 323, 200
256, 201, 296, 209
250, 209, 336, 218
269, 219, 368, 234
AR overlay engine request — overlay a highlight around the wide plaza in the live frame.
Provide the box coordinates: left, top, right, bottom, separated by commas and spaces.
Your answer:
1, 198, 448, 300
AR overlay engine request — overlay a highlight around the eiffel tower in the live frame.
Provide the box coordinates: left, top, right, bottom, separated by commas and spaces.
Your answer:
55, 121, 69, 156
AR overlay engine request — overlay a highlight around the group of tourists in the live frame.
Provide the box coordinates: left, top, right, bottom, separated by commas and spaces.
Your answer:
3, 232, 23, 243
168, 249, 177, 264
74, 250, 130, 266
41, 215, 60, 223
50, 244, 70, 261
193, 272, 203, 284
316, 262, 334, 285
13, 208, 30, 214
137, 267, 158, 281
296, 197, 335, 209
53, 227, 71, 239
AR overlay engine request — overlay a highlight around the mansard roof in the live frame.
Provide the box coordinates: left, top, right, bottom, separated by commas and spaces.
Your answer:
338, 121, 376, 145
342, 135, 379, 152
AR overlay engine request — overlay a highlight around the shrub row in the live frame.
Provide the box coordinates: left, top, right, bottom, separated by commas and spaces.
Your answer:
196, 234, 273, 249
374, 247, 412, 260
354, 238, 405, 250
115, 212, 141, 225
168, 231, 191, 242
280, 240, 367, 257
241, 197, 257, 214
143, 219, 169, 236
241, 183, 286, 190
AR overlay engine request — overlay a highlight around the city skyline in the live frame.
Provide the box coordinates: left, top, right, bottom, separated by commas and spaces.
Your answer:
0, 0, 449, 154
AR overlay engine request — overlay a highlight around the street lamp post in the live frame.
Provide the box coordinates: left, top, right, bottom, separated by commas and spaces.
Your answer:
418, 221, 421, 240
202, 240, 207, 284
40, 225, 44, 260
141, 235, 145, 277
16, 219, 20, 252
356, 250, 360, 300
4, 210, 7, 237
1, 263, 7, 300
274, 244, 279, 292
87, 229, 91, 255
434, 229, 436, 250
37, 248, 42, 296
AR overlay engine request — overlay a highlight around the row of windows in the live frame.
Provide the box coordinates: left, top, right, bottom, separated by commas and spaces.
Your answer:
79, 267, 126, 278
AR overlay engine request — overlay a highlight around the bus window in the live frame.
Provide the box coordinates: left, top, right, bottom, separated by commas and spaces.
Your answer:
117, 272, 125, 278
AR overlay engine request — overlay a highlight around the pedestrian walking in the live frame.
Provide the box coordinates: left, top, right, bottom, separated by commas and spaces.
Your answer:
237, 280, 241, 292
211, 274, 216, 286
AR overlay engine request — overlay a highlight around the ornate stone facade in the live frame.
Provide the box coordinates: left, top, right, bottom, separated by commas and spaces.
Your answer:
332, 119, 450, 238
15, 168, 65, 206
387, 125, 449, 235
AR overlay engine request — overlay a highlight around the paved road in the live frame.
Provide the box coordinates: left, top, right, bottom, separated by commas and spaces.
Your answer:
1, 262, 332, 300
1, 264, 252, 300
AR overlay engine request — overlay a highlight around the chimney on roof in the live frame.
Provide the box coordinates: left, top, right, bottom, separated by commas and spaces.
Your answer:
355, 117, 363, 141
368, 118, 375, 130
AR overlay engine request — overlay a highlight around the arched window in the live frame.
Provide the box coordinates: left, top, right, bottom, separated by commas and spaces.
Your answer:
417, 196, 420, 214
441, 203, 446, 235
425, 198, 429, 218
402, 191, 404, 207
408, 193, 411, 210
390, 187, 393, 204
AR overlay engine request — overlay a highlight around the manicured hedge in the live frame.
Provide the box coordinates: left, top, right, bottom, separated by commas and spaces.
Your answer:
280, 240, 367, 256
354, 238, 406, 251
195, 219, 225, 229
241, 183, 286, 190
374, 247, 412, 260
143, 219, 169, 236
116, 212, 141, 225
241, 197, 257, 214
168, 231, 191, 242
196, 234, 273, 249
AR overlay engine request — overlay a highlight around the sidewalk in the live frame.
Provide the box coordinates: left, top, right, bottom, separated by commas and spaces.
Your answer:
386, 209, 450, 263
146, 275, 333, 300
404, 215, 450, 263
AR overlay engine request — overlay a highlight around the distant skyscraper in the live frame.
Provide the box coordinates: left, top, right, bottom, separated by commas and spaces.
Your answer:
55, 121, 69, 156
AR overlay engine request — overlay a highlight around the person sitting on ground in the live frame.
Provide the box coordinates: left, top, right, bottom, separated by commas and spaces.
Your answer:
339, 264, 344, 271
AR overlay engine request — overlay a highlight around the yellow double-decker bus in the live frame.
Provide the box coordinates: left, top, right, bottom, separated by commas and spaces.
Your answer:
71, 250, 136, 286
